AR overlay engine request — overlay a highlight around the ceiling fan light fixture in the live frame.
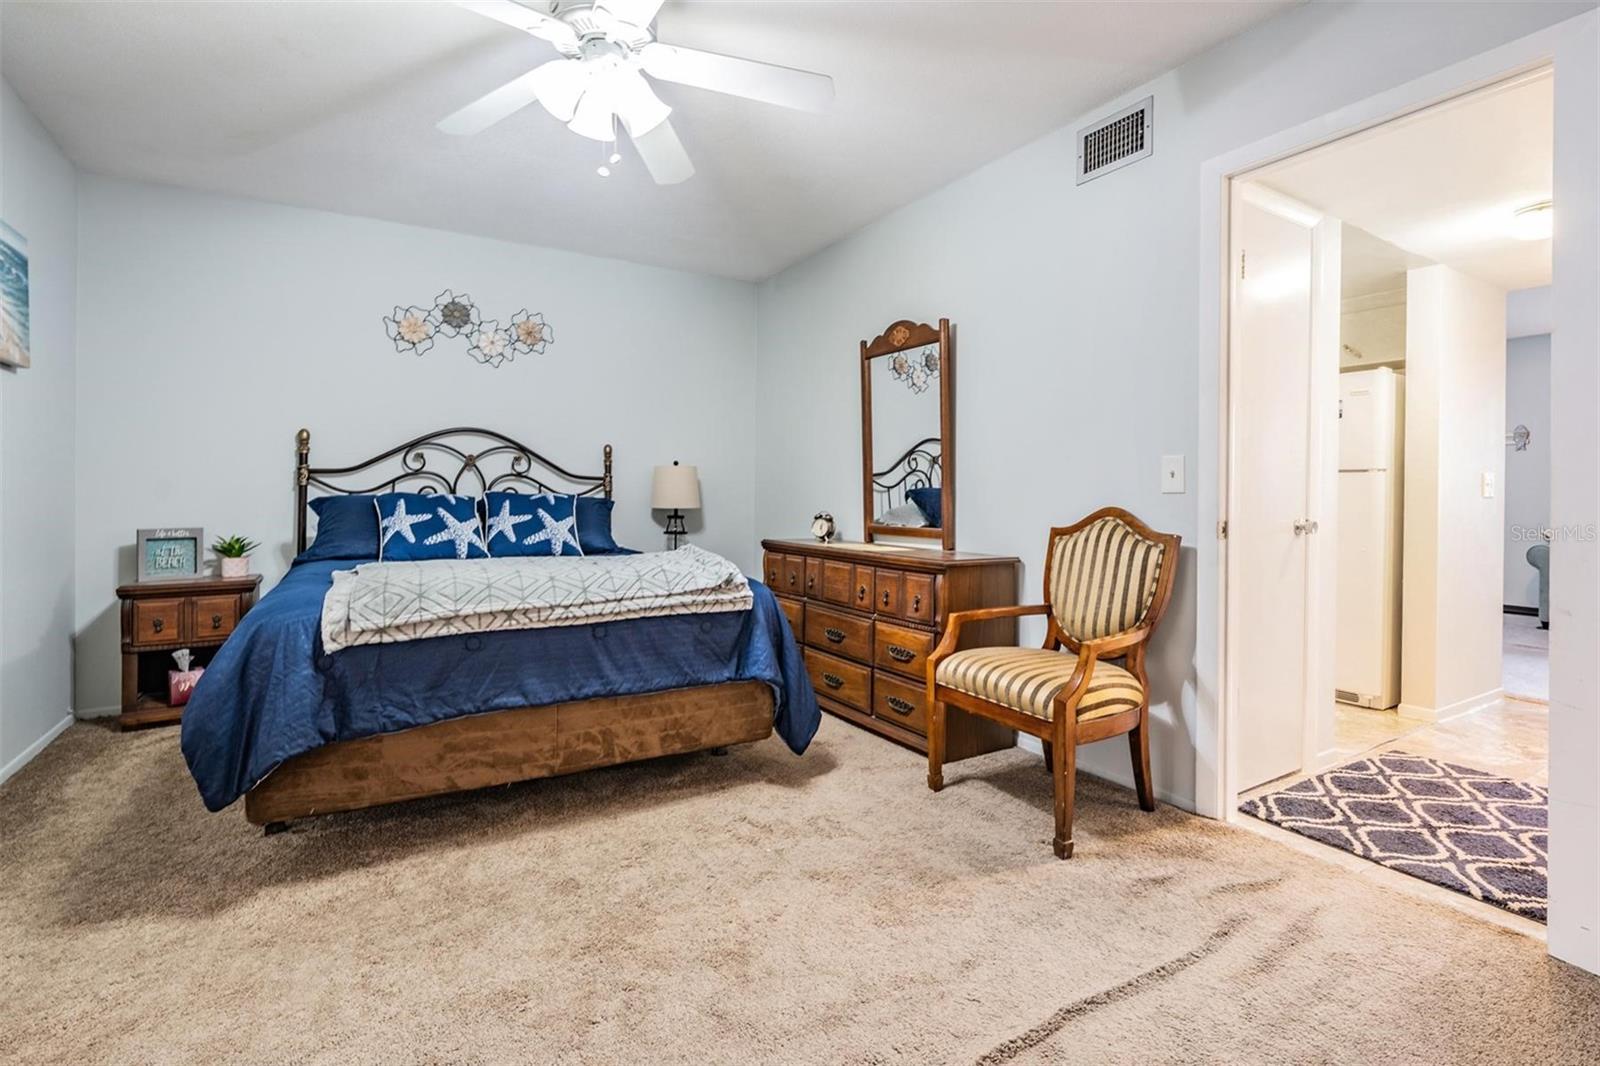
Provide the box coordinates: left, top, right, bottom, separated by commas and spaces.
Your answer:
568, 86, 619, 141
1509, 200, 1553, 241
609, 68, 671, 135
529, 59, 588, 123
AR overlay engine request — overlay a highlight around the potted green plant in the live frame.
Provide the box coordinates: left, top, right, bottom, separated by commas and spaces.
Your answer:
211, 534, 260, 578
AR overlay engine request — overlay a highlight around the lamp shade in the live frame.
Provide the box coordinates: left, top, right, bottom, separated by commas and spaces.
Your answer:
651, 464, 701, 510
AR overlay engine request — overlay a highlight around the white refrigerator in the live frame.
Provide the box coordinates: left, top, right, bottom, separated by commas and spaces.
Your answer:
1335, 367, 1404, 709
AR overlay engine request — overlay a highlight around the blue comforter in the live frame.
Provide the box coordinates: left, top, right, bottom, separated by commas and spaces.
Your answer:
180, 560, 819, 811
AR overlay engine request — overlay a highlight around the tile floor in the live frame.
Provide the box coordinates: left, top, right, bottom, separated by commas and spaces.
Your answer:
1502, 611, 1549, 702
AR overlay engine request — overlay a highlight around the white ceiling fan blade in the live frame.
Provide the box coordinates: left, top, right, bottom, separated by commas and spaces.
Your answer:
640, 43, 833, 113
452, 0, 578, 50
594, 0, 667, 28
626, 117, 694, 185
438, 66, 549, 135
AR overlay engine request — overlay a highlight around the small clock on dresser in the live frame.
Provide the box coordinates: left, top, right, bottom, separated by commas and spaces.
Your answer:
810, 512, 836, 543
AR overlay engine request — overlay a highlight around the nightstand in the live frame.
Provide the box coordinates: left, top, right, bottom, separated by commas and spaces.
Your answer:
117, 574, 262, 730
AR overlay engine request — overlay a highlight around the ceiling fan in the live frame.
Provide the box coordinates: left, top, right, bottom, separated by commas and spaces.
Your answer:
441, 0, 834, 184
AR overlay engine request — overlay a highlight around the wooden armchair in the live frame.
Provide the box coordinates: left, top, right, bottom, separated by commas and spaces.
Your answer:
925, 508, 1180, 859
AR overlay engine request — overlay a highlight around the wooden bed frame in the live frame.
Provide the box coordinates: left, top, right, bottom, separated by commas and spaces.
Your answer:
244, 427, 775, 830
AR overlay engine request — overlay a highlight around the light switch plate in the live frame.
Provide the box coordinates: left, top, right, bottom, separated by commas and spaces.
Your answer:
1161, 455, 1186, 494
1482, 471, 1495, 498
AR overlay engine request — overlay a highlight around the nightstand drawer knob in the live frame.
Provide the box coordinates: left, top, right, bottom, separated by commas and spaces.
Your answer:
152, 618, 165, 634
212, 614, 223, 629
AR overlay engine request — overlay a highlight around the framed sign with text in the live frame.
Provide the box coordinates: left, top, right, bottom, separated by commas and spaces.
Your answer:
136, 527, 204, 582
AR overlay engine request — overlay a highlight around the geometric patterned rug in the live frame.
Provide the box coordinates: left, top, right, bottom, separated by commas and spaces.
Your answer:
1240, 752, 1548, 922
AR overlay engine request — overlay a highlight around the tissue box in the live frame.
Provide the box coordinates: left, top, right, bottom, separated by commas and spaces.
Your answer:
168, 668, 204, 707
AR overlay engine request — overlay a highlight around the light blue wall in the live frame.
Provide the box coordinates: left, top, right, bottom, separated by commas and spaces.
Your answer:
71, 176, 758, 713
0, 79, 78, 782
755, 0, 1590, 808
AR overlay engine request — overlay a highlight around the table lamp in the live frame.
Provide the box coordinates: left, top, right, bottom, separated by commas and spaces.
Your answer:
651, 461, 701, 549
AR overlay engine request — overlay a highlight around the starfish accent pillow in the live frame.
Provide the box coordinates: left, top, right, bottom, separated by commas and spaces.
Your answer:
374, 492, 488, 561
483, 491, 584, 558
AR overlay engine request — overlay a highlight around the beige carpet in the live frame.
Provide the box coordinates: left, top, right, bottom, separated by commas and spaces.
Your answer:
3, 717, 1597, 1065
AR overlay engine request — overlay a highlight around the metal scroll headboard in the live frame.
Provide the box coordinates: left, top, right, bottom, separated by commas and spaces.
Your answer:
293, 426, 612, 554
871, 435, 942, 516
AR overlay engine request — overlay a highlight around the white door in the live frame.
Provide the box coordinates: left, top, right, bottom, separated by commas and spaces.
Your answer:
1228, 184, 1319, 792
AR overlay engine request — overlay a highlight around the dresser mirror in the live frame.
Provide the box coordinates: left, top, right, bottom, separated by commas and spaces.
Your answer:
861, 318, 954, 550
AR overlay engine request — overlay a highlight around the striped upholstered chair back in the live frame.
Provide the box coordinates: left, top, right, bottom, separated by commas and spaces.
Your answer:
1045, 511, 1174, 644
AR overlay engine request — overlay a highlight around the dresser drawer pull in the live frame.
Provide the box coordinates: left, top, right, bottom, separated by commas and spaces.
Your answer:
807, 574, 816, 591
211, 614, 224, 630
911, 594, 923, 613
857, 585, 867, 602
885, 696, 916, 716
152, 618, 165, 634
887, 645, 917, 663
881, 590, 890, 607
821, 672, 845, 690
823, 627, 846, 644
788, 573, 798, 588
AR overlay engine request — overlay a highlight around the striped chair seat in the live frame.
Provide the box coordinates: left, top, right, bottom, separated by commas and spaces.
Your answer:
935, 647, 1144, 722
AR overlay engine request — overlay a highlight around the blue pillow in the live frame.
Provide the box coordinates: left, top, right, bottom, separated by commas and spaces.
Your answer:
376, 493, 488, 561
484, 491, 583, 557
908, 487, 943, 528
576, 496, 620, 554
296, 495, 379, 562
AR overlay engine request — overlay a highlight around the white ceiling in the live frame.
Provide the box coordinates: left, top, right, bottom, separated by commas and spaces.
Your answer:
1259, 69, 1553, 293
1340, 223, 1427, 307
0, 0, 1293, 280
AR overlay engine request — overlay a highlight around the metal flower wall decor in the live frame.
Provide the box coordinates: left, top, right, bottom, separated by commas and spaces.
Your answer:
383, 290, 553, 369
888, 344, 940, 393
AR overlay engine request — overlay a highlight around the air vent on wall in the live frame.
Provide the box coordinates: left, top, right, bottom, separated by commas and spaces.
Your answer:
1076, 96, 1153, 185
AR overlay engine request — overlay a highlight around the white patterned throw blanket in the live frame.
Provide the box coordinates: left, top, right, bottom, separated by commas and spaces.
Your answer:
321, 546, 754, 652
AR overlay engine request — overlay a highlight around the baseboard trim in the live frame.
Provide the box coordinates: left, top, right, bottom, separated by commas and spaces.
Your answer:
1398, 688, 1504, 724
1397, 702, 1437, 722
1503, 604, 1540, 617
74, 705, 120, 720
0, 713, 74, 786
1314, 746, 1347, 774
1012, 735, 1192, 811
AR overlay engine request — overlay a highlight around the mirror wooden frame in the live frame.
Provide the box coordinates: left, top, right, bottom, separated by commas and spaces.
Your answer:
861, 317, 955, 551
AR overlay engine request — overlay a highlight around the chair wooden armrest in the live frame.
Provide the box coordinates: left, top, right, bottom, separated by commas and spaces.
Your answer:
1055, 628, 1152, 703
1077, 624, 1154, 660
929, 603, 1050, 666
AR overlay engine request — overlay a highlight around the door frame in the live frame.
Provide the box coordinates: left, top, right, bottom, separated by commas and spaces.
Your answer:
1223, 182, 1341, 798
1194, 12, 1598, 972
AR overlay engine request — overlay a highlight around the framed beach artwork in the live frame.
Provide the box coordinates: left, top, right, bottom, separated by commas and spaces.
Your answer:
0, 221, 29, 370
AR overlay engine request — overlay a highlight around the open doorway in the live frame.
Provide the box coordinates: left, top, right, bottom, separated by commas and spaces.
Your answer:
1224, 69, 1552, 926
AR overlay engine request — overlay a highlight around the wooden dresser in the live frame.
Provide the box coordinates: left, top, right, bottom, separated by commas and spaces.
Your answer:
762, 539, 1019, 758
117, 574, 262, 729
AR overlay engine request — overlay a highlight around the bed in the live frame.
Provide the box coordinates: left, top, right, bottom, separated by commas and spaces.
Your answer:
179, 427, 818, 830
